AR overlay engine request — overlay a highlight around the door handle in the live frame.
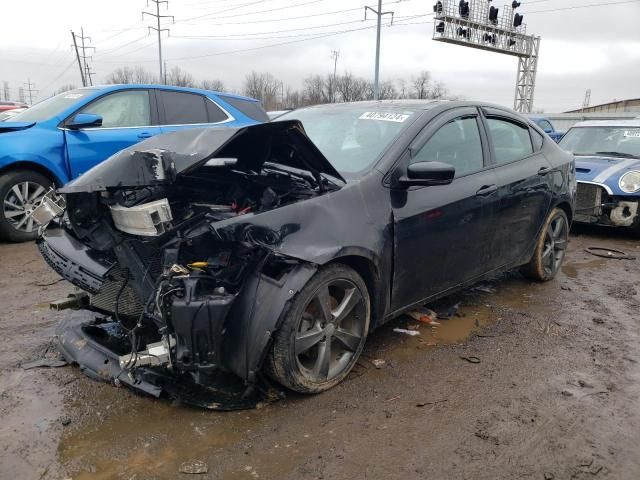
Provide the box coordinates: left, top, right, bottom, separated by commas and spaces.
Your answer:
137, 132, 152, 139
538, 166, 552, 176
476, 184, 497, 197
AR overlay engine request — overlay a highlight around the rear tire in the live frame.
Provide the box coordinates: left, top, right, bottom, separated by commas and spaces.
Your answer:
520, 208, 569, 281
0, 170, 53, 242
265, 264, 370, 394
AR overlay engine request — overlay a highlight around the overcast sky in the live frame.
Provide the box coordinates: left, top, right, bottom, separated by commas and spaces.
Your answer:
1, 0, 639, 111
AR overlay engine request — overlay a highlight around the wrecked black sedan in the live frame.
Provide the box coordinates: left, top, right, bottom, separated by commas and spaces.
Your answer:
36, 100, 575, 408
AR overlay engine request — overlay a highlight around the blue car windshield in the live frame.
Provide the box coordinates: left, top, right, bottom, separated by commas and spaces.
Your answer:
560, 126, 640, 158
277, 106, 419, 176
8, 89, 95, 123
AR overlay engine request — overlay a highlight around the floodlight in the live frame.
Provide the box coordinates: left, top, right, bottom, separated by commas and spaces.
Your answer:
489, 6, 499, 25
513, 13, 523, 28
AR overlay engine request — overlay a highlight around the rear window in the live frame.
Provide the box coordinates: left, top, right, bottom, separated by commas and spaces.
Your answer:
160, 90, 208, 125
220, 96, 269, 122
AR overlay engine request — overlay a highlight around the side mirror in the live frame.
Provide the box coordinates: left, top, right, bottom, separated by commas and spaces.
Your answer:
398, 161, 455, 187
67, 113, 102, 130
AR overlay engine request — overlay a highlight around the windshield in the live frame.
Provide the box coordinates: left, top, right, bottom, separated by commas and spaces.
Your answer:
278, 106, 419, 176
559, 126, 640, 158
8, 89, 94, 123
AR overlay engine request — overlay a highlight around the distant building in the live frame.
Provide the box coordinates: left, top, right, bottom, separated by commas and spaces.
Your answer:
565, 98, 640, 114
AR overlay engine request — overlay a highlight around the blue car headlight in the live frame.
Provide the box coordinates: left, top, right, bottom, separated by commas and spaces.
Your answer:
619, 170, 640, 193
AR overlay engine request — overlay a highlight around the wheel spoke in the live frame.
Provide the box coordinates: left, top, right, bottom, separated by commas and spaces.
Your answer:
22, 182, 29, 204
15, 214, 28, 230
332, 287, 362, 325
333, 328, 361, 352
4, 209, 25, 218
29, 185, 45, 202
11, 185, 25, 204
4, 200, 22, 209
552, 217, 563, 238
295, 326, 324, 355
315, 285, 333, 323
541, 244, 553, 261
25, 216, 34, 233
554, 239, 568, 251
312, 340, 331, 381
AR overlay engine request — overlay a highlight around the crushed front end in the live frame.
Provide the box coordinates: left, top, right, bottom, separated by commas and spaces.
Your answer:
35, 122, 342, 409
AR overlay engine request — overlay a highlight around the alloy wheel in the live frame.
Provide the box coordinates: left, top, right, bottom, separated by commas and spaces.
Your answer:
294, 278, 367, 383
3, 181, 48, 234
541, 213, 568, 277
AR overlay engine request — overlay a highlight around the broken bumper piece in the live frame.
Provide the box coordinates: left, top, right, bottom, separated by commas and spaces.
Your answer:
57, 310, 263, 410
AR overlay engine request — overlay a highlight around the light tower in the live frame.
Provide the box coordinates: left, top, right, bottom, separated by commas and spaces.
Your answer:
432, 0, 541, 113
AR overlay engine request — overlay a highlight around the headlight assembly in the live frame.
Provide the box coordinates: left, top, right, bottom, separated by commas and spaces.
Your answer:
619, 170, 640, 193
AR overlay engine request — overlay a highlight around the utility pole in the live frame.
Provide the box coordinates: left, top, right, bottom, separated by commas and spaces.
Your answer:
364, 1, 393, 100
77, 28, 96, 86
330, 50, 340, 103
2, 81, 9, 102
23, 79, 37, 105
71, 30, 86, 87
18, 87, 25, 104
143, 0, 174, 84
581, 89, 592, 112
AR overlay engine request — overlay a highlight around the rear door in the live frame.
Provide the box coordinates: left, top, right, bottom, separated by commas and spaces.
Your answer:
482, 108, 554, 269
64, 89, 160, 178
156, 90, 230, 133
391, 107, 500, 311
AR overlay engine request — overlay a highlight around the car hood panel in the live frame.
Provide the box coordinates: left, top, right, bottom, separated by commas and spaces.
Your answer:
575, 155, 640, 186
59, 120, 345, 193
0, 121, 35, 132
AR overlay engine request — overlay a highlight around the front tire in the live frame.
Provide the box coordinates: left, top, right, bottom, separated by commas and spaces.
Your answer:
520, 207, 569, 281
0, 170, 53, 242
266, 264, 370, 394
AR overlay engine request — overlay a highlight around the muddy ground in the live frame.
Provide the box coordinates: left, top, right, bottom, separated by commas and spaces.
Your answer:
1, 226, 639, 480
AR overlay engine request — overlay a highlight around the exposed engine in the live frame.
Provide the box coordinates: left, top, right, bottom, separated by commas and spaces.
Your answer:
34, 121, 343, 408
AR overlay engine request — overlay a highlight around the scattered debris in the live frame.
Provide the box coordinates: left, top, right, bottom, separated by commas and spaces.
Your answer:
179, 460, 209, 474
407, 308, 440, 326
561, 285, 572, 291
544, 473, 555, 480
592, 317, 605, 324
585, 246, 636, 260
22, 358, 68, 370
459, 356, 481, 364
393, 328, 420, 337
385, 395, 401, 402
561, 390, 573, 397
437, 303, 461, 320
32, 278, 65, 287
473, 285, 496, 294
60, 417, 71, 427
416, 399, 448, 407
371, 359, 386, 369
578, 380, 594, 388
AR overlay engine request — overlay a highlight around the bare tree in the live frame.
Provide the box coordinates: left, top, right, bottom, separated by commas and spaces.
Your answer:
53, 84, 77, 95
200, 79, 226, 92
377, 81, 398, 100
336, 72, 369, 102
303, 75, 326, 106
243, 71, 281, 110
166, 66, 196, 87
104, 66, 156, 84
412, 70, 432, 99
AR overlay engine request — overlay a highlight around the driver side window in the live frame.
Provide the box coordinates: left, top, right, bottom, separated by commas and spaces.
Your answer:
411, 116, 484, 177
79, 90, 151, 128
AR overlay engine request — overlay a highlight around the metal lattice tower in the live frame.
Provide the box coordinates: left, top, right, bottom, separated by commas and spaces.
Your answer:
432, 0, 541, 113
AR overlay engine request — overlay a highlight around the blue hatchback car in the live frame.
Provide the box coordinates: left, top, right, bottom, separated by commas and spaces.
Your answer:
0, 84, 268, 241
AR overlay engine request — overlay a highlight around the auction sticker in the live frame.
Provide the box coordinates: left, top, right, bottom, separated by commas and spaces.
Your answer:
623, 129, 640, 138
360, 111, 410, 123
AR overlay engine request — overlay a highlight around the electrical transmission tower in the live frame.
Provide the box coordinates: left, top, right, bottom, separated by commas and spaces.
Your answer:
143, 0, 174, 84
433, 0, 541, 113
18, 87, 25, 104
364, 1, 394, 100
23, 79, 38, 105
582, 89, 592, 112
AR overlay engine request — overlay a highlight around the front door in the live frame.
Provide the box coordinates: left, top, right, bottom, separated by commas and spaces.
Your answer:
64, 89, 161, 178
391, 108, 500, 312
